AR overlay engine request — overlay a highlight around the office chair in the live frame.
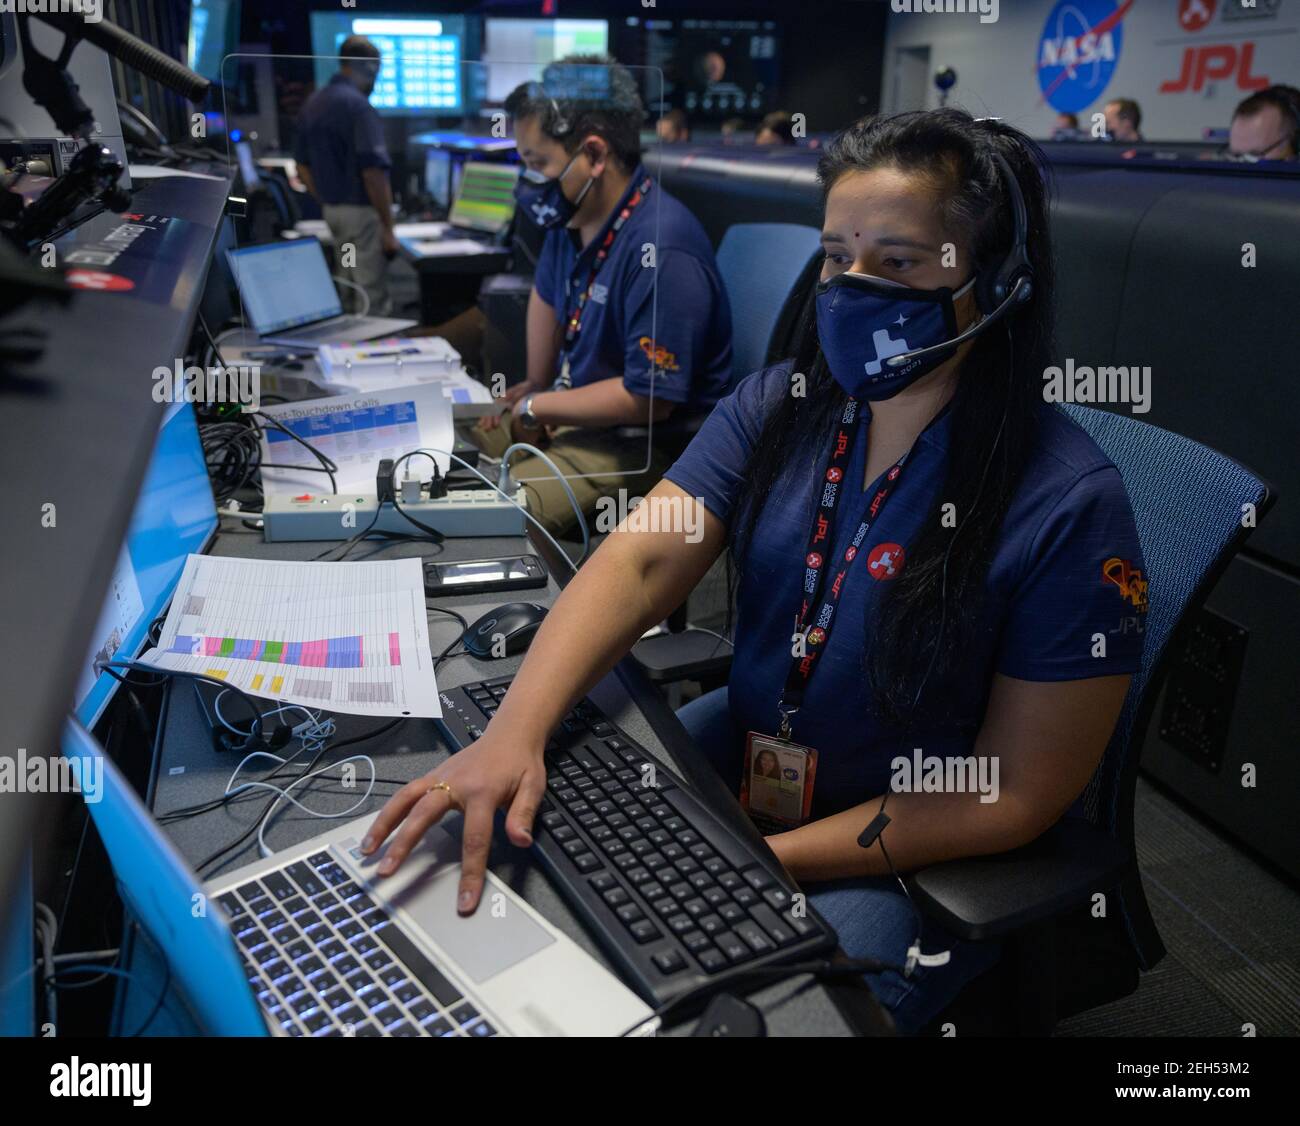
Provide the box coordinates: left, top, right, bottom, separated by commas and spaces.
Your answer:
714, 222, 825, 395
911, 404, 1274, 1036
630, 222, 822, 688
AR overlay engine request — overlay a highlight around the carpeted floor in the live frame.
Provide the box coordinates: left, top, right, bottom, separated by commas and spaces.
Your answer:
1057, 778, 1300, 1036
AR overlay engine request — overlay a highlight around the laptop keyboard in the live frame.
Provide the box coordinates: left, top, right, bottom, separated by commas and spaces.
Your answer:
220, 851, 497, 1037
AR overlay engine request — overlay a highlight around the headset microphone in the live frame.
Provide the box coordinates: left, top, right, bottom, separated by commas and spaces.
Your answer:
885, 149, 1034, 371
884, 273, 1031, 369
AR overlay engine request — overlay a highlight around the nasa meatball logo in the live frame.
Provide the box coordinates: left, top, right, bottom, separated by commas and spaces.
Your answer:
1037, 0, 1132, 114
826, 466, 843, 483
806, 551, 823, 568
866, 543, 905, 581
64, 270, 135, 292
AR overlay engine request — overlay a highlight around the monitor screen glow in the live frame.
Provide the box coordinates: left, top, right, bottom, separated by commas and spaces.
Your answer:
75, 404, 218, 727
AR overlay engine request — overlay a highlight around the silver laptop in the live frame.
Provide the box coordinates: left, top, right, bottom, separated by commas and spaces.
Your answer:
227, 236, 415, 347
395, 161, 521, 248
65, 718, 657, 1038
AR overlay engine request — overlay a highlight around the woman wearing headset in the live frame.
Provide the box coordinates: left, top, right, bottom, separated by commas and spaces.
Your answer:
363, 110, 1148, 1033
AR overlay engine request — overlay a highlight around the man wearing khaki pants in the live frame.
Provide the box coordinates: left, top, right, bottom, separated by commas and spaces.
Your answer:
295, 36, 397, 315
478, 58, 733, 538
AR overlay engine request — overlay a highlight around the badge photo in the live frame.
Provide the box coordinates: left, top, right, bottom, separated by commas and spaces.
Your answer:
740, 732, 818, 832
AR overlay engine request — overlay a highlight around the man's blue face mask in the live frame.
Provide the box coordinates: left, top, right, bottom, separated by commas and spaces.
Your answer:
815, 271, 977, 400
514, 152, 593, 230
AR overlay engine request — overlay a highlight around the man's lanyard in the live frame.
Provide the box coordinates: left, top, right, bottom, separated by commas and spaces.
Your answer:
777, 397, 911, 738
555, 175, 654, 388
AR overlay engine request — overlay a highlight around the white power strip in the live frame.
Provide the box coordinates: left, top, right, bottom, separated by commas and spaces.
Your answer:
262, 487, 527, 542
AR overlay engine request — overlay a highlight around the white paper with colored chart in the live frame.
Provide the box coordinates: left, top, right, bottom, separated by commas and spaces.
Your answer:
140, 554, 441, 718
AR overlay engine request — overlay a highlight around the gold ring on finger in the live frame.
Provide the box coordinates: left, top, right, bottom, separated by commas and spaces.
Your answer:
426, 779, 459, 808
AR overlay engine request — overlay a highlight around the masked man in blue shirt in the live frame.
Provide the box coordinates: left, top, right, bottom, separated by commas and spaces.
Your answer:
474, 57, 733, 536
295, 36, 397, 316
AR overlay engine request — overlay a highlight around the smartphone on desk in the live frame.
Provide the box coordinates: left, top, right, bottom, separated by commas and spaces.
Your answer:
424, 554, 548, 598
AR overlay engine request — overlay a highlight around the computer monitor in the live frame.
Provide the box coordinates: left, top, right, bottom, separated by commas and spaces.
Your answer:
309, 12, 467, 115
75, 403, 218, 728
618, 17, 781, 119
226, 239, 342, 337
482, 18, 610, 103
449, 162, 520, 235
425, 148, 453, 210
187, 0, 242, 86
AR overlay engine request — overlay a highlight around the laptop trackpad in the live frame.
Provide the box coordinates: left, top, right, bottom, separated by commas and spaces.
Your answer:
341, 829, 555, 985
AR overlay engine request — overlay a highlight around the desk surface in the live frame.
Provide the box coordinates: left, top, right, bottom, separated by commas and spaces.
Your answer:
142, 518, 887, 1036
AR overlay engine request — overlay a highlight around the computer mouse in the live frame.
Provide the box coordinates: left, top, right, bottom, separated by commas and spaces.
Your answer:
461, 602, 548, 659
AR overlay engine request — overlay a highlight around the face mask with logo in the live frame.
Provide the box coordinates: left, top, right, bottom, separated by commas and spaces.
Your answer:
514, 152, 594, 230
814, 271, 977, 401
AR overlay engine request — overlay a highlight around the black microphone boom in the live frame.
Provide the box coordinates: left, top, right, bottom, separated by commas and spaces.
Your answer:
35, 12, 211, 105
884, 275, 1032, 369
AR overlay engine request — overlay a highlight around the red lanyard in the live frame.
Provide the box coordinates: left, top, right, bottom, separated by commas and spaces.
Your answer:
778, 397, 910, 735
556, 175, 654, 387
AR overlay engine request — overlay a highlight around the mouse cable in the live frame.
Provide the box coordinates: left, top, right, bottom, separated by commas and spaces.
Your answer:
434, 639, 467, 669
428, 604, 469, 632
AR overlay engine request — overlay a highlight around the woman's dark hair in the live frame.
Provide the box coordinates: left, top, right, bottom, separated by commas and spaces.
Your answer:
730, 109, 1056, 727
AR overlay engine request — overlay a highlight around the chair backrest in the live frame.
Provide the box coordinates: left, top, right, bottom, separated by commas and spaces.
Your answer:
1058, 405, 1272, 840
714, 222, 822, 391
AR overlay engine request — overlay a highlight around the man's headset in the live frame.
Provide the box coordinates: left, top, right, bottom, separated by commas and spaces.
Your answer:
884, 149, 1035, 370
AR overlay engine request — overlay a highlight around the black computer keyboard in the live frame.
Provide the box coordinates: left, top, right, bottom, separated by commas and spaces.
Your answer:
221, 852, 496, 1037
437, 676, 837, 1008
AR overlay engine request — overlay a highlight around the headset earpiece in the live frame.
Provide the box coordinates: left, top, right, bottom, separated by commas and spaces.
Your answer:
975, 151, 1035, 315
549, 95, 571, 137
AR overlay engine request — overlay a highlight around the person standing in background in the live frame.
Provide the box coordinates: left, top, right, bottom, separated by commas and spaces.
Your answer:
294, 36, 397, 315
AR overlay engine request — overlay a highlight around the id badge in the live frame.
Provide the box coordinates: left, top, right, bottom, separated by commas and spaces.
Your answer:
740, 732, 818, 834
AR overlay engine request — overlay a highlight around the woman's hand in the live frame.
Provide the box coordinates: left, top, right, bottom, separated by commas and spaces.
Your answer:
360, 727, 547, 914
